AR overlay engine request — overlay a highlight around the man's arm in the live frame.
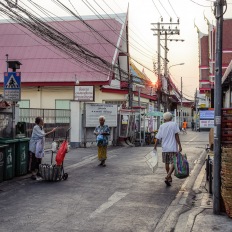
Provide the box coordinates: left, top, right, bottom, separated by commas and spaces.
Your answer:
175, 133, 182, 152
154, 139, 159, 150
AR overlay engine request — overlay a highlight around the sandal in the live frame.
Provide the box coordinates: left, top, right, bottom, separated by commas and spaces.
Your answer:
168, 177, 172, 182
165, 177, 171, 186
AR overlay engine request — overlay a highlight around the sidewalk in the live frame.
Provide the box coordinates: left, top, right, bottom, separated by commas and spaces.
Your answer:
155, 149, 232, 232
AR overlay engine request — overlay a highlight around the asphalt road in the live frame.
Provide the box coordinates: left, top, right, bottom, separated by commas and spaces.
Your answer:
0, 130, 208, 232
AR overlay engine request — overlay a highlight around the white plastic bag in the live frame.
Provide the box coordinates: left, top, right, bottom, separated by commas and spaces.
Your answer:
145, 149, 158, 173
35, 139, 44, 158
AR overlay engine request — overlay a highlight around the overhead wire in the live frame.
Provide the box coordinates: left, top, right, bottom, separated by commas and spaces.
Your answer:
82, 0, 155, 60
158, 0, 172, 18
167, 0, 179, 18
0, 0, 153, 85
102, 0, 156, 56
51, 0, 156, 74
189, 0, 212, 7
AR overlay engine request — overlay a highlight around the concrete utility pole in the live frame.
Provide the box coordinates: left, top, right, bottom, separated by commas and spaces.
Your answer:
181, 76, 183, 128
213, 0, 225, 214
151, 21, 180, 115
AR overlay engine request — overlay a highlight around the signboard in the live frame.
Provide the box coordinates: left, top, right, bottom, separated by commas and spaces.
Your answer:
199, 110, 214, 119
200, 120, 214, 128
74, 86, 94, 101
85, 104, 117, 127
4, 72, 21, 101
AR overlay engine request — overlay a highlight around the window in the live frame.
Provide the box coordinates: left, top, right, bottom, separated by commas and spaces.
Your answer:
55, 100, 70, 109
18, 100, 30, 108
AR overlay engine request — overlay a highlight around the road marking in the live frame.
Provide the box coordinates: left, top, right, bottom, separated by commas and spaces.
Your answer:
184, 135, 198, 145
90, 192, 128, 218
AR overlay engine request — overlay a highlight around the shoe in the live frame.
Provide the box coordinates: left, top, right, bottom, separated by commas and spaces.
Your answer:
168, 177, 172, 182
37, 172, 42, 177
165, 177, 171, 186
102, 164, 106, 167
31, 175, 36, 180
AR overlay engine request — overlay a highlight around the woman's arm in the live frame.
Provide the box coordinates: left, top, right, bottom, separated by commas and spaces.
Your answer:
45, 127, 57, 136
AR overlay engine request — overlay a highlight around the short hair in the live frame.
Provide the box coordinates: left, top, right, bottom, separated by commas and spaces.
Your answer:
99, 115, 105, 121
35, 117, 42, 124
163, 112, 173, 121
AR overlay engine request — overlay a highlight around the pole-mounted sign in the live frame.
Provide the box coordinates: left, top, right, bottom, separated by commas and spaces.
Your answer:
4, 72, 21, 101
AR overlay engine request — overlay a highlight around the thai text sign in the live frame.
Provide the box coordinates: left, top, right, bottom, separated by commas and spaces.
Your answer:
85, 104, 117, 127
200, 120, 214, 128
74, 86, 94, 101
199, 110, 214, 119
4, 72, 21, 101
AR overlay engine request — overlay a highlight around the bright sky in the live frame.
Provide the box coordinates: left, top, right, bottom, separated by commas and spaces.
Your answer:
2, 0, 232, 99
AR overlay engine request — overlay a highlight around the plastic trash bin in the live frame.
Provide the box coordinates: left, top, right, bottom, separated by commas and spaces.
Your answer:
0, 139, 17, 180
0, 145, 8, 183
15, 138, 30, 176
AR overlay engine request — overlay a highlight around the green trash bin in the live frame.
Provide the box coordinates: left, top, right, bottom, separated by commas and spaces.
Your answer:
0, 139, 17, 180
15, 138, 30, 176
0, 145, 8, 183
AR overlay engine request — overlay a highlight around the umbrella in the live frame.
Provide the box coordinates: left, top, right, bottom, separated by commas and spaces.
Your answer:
145, 111, 163, 117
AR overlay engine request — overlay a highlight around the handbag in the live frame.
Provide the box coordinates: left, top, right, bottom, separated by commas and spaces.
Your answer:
173, 152, 189, 179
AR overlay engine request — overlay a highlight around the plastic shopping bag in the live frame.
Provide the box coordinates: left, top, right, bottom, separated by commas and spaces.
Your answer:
35, 139, 44, 158
96, 134, 104, 145
145, 149, 158, 173
173, 152, 189, 179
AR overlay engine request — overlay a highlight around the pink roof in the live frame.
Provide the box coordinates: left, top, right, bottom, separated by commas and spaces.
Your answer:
0, 16, 126, 86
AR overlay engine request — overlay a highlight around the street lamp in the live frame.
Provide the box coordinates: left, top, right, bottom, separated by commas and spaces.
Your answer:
168, 62, 185, 127
168, 63, 185, 73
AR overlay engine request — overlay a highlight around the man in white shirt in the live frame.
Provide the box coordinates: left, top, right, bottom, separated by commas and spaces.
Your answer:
154, 112, 182, 186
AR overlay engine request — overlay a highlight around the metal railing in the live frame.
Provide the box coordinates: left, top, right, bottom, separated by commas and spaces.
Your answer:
19, 108, 71, 139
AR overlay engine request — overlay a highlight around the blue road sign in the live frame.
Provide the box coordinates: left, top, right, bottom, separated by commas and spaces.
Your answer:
4, 72, 21, 101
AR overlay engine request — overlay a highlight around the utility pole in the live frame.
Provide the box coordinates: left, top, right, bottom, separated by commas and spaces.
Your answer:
213, 0, 225, 214
151, 21, 180, 115
181, 76, 183, 128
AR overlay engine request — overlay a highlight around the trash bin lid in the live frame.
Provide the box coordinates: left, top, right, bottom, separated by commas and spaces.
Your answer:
17, 138, 30, 142
0, 138, 19, 143
0, 144, 8, 148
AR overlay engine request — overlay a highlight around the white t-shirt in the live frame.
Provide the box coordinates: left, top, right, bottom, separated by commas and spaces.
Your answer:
155, 121, 180, 152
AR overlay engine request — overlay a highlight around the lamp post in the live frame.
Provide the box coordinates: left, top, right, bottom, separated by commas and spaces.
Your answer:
168, 63, 185, 126
168, 63, 185, 73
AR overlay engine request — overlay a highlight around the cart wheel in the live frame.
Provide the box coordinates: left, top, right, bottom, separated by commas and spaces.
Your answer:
63, 173, 68, 180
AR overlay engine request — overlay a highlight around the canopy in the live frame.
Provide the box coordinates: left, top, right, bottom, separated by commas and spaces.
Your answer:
145, 111, 163, 117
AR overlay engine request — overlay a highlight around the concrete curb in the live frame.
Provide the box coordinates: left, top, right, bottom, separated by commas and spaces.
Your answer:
154, 149, 207, 232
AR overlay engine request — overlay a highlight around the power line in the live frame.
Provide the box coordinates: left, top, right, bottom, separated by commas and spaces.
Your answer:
151, 0, 162, 18
167, 0, 179, 18
51, 0, 155, 74
101, 0, 156, 58
189, 0, 212, 7
158, 0, 172, 18
82, 0, 154, 60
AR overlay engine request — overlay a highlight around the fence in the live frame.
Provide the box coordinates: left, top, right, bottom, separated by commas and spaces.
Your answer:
19, 108, 71, 140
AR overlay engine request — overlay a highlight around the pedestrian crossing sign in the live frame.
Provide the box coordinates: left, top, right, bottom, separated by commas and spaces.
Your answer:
4, 72, 21, 101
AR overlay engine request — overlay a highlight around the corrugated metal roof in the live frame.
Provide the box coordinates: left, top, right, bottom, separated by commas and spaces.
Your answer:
0, 15, 126, 85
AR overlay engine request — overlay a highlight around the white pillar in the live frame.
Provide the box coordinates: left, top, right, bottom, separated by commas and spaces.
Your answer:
70, 101, 82, 148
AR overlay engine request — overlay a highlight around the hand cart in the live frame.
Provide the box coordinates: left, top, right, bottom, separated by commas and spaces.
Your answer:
39, 127, 71, 181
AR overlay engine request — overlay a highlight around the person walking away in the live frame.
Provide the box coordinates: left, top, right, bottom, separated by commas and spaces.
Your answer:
154, 112, 182, 186
94, 116, 110, 167
29, 117, 57, 180
191, 119, 195, 131
182, 120, 187, 134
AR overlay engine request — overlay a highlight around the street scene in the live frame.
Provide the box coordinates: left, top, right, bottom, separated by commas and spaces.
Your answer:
0, 0, 232, 231
0, 131, 214, 232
